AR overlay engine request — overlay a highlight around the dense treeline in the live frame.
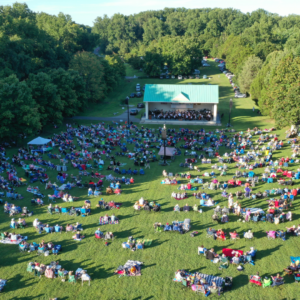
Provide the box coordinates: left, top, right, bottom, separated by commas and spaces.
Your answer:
2, 3, 300, 137
0, 3, 125, 141
92, 7, 300, 126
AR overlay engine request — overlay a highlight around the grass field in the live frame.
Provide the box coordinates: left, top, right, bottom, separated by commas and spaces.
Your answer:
0, 61, 298, 300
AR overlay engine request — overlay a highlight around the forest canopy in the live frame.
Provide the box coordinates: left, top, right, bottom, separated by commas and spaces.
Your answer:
1, 3, 300, 139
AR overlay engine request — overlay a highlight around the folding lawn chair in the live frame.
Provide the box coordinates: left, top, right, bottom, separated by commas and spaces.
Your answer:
68, 275, 76, 284
61, 208, 69, 214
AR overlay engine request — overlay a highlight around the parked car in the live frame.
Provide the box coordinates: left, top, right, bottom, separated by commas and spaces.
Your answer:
136, 92, 143, 98
130, 109, 139, 115
160, 76, 164, 79
166, 75, 170, 79
136, 87, 140, 92
189, 75, 194, 79
137, 103, 145, 108
195, 75, 200, 79
171, 75, 175, 79
178, 75, 183, 80
183, 76, 187, 79
203, 75, 208, 79
136, 83, 140, 87
142, 85, 145, 91
129, 93, 136, 98
203, 63, 210, 67
235, 93, 246, 98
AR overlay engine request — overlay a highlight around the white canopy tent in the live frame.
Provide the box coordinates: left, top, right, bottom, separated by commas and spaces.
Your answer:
27, 137, 51, 145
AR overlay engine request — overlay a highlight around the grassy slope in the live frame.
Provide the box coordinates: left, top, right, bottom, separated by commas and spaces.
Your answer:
0, 61, 298, 300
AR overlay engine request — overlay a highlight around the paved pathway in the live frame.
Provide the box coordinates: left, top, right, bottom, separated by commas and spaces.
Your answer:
70, 109, 141, 123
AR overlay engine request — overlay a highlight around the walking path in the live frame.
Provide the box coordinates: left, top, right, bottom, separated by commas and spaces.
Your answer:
70, 109, 141, 123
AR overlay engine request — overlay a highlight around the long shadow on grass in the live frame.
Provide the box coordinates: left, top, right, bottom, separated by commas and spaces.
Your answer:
5, 274, 36, 293
116, 227, 141, 239
230, 274, 248, 290
257, 245, 282, 260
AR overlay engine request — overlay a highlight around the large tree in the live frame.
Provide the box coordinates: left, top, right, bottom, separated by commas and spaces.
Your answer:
28, 72, 64, 126
0, 75, 40, 140
238, 55, 263, 94
265, 53, 300, 127
69, 51, 105, 102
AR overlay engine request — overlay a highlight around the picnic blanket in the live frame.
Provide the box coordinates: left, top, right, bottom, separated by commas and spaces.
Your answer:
222, 248, 243, 257
99, 216, 119, 225
123, 260, 143, 269
115, 260, 143, 276
196, 273, 225, 287
174, 197, 188, 200
58, 184, 66, 190
0, 236, 27, 245
136, 239, 152, 246
243, 208, 265, 214
173, 272, 224, 288
200, 201, 216, 207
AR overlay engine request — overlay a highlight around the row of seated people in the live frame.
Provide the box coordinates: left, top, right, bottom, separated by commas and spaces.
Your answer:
87, 188, 101, 197
20, 240, 61, 255
10, 218, 27, 228
178, 183, 193, 190
174, 204, 203, 213
107, 166, 145, 175
1, 231, 23, 242
122, 236, 145, 251
265, 211, 292, 223
133, 198, 161, 211
94, 229, 114, 240
106, 186, 122, 195
171, 192, 188, 200
267, 199, 293, 211
155, 220, 191, 232
204, 247, 256, 265
211, 213, 229, 223
150, 109, 213, 121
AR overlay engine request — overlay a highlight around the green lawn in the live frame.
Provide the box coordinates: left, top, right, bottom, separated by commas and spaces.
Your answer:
0, 61, 298, 300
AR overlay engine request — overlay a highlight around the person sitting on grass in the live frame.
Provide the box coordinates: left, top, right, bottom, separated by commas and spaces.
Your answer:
216, 229, 226, 240
284, 263, 298, 274
73, 231, 84, 240
95, 227, 104, 239
105, 232, 114, 240
230, 231, 239, 239
209, 281, 218, 293
130, 265, 139, 276
271, 273, 284, 286
45, 266, 55, 279
66, 224, 74, 232
232, 253, 240, 264
206, 248, 219, 260
174, 204, 180, 212
244, 230, 254, 239
183, 203, 190, 212
286, 225, 296, 234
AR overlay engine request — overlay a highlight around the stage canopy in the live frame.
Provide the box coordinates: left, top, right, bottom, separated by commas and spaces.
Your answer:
27, 137, 51, 145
